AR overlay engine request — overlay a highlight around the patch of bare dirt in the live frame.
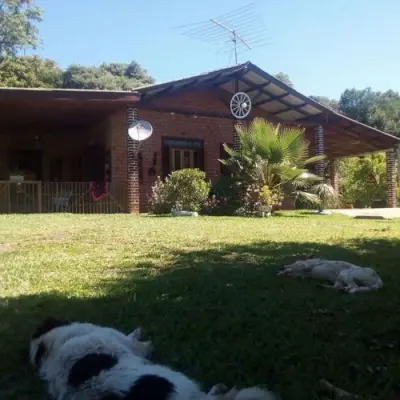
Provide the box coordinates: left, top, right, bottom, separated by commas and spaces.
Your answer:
0, 244, 13, 253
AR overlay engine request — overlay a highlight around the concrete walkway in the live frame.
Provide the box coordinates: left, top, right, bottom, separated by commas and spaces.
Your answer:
329, 208, 400, 219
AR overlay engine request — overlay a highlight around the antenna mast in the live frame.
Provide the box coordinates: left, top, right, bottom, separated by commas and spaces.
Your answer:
174, 3, 271, 65
209, 18, 251, 65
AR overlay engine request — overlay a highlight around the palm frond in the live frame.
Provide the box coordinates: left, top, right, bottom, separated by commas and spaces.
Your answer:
304, 154, 327, 165
277, 125, 308, 165
311, 183, 339, 209
293, 190, 321, 206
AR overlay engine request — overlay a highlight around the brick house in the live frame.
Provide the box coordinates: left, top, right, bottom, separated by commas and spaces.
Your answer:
0, 62, 398, 214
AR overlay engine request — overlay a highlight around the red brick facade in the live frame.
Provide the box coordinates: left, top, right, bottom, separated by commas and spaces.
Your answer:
137, 112, 234, 211
108, 87, 319, 213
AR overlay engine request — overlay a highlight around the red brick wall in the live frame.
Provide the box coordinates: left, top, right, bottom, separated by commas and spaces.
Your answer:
137, 88, 236, 211
137, 109, 234, 211
152, 88, 230, 113
108, 88, 319, 212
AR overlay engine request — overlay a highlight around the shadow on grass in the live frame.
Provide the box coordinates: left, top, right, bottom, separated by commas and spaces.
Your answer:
2, 238, 400, 399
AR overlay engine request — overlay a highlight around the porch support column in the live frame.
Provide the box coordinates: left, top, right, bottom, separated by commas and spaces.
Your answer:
314, 124, 325, 177
386, 149, 397, 208
397, 145, 400, 185
127, 106, 140, 214
232, 120, 241, 151
329, 158, 340, 193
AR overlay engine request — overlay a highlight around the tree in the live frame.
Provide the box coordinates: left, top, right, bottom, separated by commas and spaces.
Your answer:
338, 153, 387, 207
338, 88, 400, 136
63, 62, 154, 90
0, 0, 43, 56
220, 118, 329, 213
368, 90, 400, 134
309, 95, 340, 112
274, 72, 293, 87
339, 88, 378, 125
0, 55, 63, 87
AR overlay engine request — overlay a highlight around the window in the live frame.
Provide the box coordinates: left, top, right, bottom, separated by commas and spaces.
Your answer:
170, 148, 199, 171
162, 138, 204, 177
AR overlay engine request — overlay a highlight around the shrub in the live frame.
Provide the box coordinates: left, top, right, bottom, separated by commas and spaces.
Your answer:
201, 194, 238, 216
338, 154, 387, 207
148, 169, 210, 214
148, 176, 174, 214
169, 169, 210, 211
201, 176, 241, 216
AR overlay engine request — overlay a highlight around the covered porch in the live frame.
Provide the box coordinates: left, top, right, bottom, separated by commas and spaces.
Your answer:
0, 87, 140, 213
135, 61, 400, 208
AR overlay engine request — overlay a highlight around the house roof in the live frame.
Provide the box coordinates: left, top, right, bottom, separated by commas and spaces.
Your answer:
0, 87, 141, 129
0, 87, 141, 102
135, 62, 399, 157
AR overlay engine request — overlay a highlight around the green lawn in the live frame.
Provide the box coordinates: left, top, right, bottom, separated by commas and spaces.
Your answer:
1, 213, 400, 399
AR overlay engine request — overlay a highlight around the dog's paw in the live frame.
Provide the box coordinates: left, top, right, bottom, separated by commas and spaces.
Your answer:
208, 383, 229, 396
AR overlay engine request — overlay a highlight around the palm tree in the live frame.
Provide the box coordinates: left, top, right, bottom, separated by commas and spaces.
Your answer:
219, 118, 330, 209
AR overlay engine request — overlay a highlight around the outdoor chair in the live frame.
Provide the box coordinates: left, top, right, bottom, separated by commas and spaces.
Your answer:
52, 190, 73, 212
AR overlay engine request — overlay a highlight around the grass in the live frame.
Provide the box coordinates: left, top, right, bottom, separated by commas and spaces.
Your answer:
1, 212, 400, 399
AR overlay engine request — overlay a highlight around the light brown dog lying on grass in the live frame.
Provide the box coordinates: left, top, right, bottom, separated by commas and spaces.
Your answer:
277, 256, 383, 294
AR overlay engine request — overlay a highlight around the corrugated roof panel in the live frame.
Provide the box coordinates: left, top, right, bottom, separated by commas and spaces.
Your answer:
260, 100, 288, 113
219, 80, 251, 93
238, 81, 251, 91
275, 109, 305, 121
242, 70, 269, 85
219, 81, 235, 93
283, 94, 305, 106
250, 92, 271, 102
264, 83, 287, 96
301, 104, 323, 115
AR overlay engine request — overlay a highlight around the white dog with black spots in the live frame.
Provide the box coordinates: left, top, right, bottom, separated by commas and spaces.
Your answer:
30, 318, 276, 400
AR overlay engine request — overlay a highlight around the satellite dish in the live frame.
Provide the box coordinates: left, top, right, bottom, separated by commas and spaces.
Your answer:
299, 172, 314, 179
128, 120, 153, 141
230, 92, 252, 119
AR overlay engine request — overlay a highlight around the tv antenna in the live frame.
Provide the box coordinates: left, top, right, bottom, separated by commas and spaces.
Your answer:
174, 3, 271, 65
210, 19, 250, 65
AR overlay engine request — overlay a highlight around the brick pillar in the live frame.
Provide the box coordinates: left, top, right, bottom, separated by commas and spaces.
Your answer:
386, 149, 397, 208
329, 159, 339, 193
127, 106, 140, 214
233, 120, 241, 151
314, 125, 325, 177
397, 145, 400, 184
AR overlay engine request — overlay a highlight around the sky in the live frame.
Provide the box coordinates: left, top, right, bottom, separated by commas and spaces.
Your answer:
34, 0, 400, 99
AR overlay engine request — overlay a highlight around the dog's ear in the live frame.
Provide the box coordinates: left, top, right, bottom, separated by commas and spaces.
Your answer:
33, 341, 46, 367
32, 317, 70, 339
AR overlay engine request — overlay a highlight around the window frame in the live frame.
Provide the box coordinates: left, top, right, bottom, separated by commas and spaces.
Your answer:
162, 136, 204, 177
